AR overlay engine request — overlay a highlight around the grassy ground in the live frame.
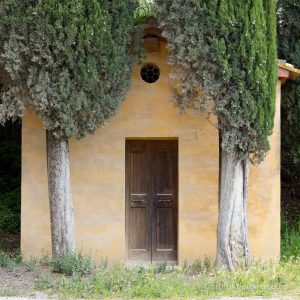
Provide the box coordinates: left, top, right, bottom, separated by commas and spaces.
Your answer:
35, 259, 299, 299
0, 252, 299, 299
0, 217, 299, 299
0, 251, 299, 299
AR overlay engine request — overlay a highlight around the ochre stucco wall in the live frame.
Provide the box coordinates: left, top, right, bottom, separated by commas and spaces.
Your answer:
21, 41, 281, 263
248, 82, 281, 259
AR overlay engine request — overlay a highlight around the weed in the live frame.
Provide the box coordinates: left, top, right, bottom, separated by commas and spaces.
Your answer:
281, 217, 300, 260
153, 261, 167, 274
14, 252, 23, 264
204, 256, 212, 271
183, 257, 213, 275
36, 273, 57, 290
0, 251, 15, 268
25, 257, 39, 271
39, 254, 51, 266
50, 252, 94, 277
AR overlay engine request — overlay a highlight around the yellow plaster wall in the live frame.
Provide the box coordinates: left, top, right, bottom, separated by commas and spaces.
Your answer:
21, 41, 281, 263
248, 81, 281, 260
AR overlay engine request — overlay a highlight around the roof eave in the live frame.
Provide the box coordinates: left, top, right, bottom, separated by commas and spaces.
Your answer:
278, 63, 300, 85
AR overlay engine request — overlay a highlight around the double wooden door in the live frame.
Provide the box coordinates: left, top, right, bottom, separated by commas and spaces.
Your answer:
126, 140, 178, 263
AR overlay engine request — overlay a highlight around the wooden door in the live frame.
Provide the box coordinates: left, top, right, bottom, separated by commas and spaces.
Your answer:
126, 140, 178, 263
151, 141, 178, 262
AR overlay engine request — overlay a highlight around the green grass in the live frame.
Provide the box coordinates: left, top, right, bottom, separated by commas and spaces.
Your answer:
50, 252, 94, 277
0, 289, 18, 297
34, 220, 300, 299
0, 249, 40, 271
36, 259, 300, 299
281, 217, 300, 260
1, 216, 299, 299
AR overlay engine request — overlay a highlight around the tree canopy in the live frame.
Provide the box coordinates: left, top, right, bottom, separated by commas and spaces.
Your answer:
156, 0, 277, 163
0, 0, 136, 139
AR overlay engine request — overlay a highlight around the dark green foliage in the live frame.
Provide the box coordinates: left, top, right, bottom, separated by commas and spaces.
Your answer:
0, 188, 20, 232
0, 0, 136, 139
278, 0, 300, 222
0, 0, 142, 240
0, 250, 15, 268
156, 0, 277, 162
0, 122, 21, 233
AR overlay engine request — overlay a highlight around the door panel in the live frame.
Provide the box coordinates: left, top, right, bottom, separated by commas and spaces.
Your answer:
126, 140, 178, 263
156, 152, 172, 194
130, 152, 147, 194
156, 207, 174, 249
130, 207, 147, 249
126, 141, 151, 261
151, 141, 178, 261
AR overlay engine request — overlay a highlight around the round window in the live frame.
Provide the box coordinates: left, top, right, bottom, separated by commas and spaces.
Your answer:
140, 63, 160, 84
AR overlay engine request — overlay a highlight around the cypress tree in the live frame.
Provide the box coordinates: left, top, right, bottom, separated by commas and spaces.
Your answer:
157, 0, 277, 270
0, 0, 136, 257
278, 0, 300, 221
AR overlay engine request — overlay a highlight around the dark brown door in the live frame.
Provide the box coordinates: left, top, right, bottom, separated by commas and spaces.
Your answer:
126, 140, 178, 263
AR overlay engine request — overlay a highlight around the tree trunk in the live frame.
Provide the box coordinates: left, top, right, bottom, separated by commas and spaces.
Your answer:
46, 130, 75, 258
215, 149, 250, 271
